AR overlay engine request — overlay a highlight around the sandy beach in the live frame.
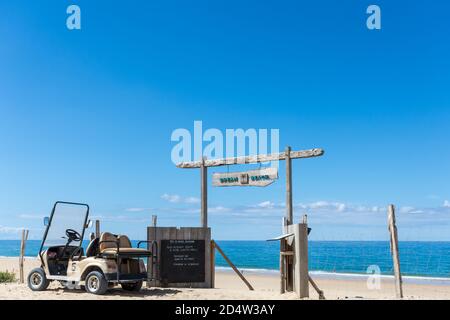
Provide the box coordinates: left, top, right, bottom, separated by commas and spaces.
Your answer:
0, 257, 449, 300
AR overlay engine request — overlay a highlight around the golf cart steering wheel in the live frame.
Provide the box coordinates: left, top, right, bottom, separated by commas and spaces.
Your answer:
65, 229, 81, 242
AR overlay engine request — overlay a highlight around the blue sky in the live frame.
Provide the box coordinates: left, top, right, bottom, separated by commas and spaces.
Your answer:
1, 1, 449, 241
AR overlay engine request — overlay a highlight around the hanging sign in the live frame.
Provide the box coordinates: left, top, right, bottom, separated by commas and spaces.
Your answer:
212, 167, 278, 187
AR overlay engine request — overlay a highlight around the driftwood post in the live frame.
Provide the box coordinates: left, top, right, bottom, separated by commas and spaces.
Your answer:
201, 157, 208, 228
95, 220, 100, 238
296, 223, 309, 298
148, 215, 158, 286
279, 217, 288, 294
210, 240, 216, 288
280, 239, 286, 294
388, 204, 403, 299
213, 241, 254, 291
285, 146, 293, 225
19, 229, 29, 284
285, 146, 295, 292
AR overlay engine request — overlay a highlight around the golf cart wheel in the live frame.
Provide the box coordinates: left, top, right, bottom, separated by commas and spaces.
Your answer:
27, 268, 50, 291
121, 281, 143, 292
85, 271, 108, 295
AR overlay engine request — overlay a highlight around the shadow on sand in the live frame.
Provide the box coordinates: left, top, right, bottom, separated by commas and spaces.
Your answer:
46, 286, 182, 298
107, 287, 182, 298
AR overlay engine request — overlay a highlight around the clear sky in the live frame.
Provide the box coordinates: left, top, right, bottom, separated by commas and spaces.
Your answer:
1, 1, 449, 241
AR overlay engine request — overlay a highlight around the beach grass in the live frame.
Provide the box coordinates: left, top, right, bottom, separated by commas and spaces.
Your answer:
0, 270, 16, 283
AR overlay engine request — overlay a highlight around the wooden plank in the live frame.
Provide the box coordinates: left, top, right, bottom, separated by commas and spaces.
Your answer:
155, 227, 164, 285
177, 148, 324, 168
168, 227, 177, 241
214, 241, 254, 291
388, 204, 403, 299
176, 227, 183, 240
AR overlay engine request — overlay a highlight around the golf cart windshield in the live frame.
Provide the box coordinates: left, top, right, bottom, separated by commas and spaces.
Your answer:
43, 202, 89, 248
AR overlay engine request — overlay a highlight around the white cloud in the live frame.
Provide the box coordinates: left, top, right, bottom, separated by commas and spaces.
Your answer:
90, 215, 150, 223
209, 206, 231, 213
161, 194, 182, 203
0, 225, 24, 234
185, 197, 200, 204
444, 200, 450, 208
400, 206, 415, 214
18, 214, 43, 220
257, 201, 275, 209
295, 201, 352, 213
161, 194, 200, 204
125, 208, 151, 213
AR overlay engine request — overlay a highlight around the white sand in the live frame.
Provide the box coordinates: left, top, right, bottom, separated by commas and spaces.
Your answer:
1, 257, 449, 300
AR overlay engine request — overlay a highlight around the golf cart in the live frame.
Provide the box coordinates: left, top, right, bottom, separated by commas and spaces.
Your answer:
27, 201, 157, 295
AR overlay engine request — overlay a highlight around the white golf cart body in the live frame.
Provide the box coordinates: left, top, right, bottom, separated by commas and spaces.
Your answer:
28, 201, 156, 294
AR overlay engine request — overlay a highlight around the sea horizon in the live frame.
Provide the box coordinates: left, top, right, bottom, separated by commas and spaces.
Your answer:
1, 240, 449, 281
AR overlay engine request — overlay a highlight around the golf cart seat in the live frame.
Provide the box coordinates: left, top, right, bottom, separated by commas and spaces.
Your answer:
99, 232, 153, 257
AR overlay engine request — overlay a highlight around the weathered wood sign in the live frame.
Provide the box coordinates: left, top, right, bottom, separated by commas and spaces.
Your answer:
160, 240, 206, 283
212, 167, 278, 187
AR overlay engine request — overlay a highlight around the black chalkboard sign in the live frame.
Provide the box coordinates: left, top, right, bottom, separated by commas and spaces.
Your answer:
160, 240, 205, 283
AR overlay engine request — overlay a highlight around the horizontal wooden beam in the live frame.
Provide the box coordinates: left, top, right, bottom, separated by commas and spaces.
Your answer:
176, 148, 324, 169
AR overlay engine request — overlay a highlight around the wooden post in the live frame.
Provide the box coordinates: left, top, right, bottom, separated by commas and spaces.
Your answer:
296, 223, 309, 298
210, 240, 216, 288
19, 229, 29, 284
280, 239, 286, 294
213, 241, 254, 291
308, 275, 325, 300
285, 146, 293, 225
201, 157, 208, 228
95, 220, 100, 238
388, 204, 403, 299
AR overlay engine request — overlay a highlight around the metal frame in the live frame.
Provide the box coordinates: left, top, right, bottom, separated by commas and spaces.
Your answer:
97, 239, 158, 284
39, 201, 90, 268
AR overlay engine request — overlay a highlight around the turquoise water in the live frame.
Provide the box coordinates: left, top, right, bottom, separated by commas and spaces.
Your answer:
1, 240, 449, 279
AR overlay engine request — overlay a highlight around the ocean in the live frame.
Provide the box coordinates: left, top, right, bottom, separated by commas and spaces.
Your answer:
1, 240, 449, 280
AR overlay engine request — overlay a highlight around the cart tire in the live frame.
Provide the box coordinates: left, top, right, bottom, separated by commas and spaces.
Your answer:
85, 271, 108, 295
121, 281, 143, 292
27, 268, 50, 291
